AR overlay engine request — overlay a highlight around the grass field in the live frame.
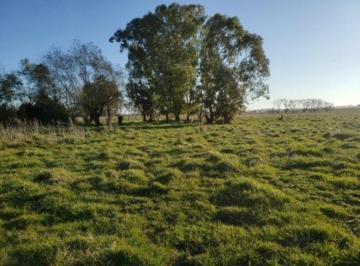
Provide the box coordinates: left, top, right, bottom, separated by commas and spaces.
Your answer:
0, 109, 359, 265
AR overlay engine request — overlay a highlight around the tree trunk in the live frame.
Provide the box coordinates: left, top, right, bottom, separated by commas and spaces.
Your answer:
198, 108, 203, 123
186, 113, 190, 123
205, 108, 214, 124
83, 115, 90, 124
94, 115, 100, 127
106, 107, 111, 127
223, 115, 230, 123
142, 112, 146, 122
175, 113, 180, 122
70, 115, 76, 125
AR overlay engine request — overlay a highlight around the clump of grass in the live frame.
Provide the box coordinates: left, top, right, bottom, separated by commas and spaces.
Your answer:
119, 169, 150, 183
117, 159, 144, 171
320, 205, 350, 220
0, 123, 87, 145
323, 131, 356, 140
329, 176, 359, 189
214, 206, 259, 226
153, 167, 183, 184
211, 179, 290, 210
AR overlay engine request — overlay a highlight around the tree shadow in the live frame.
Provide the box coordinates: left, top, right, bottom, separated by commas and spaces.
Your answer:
118, 121, 202, 131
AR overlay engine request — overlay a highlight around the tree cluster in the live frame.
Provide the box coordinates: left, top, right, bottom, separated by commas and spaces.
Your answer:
1, 3, 269, 126
0, 41, 123, 127
110, 3, 270, 123
273, 98, 334, 112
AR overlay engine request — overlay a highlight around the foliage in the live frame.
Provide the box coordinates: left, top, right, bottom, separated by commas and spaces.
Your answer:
0, 73, 22, 106
17, 92, 69, 125
0, 62, 69, 125
80, 76, 121, 126
0, 109, 359, 265
0, 73, 23, 126
0, 41, 123, 126
44, 40, 124, 124
200, 14, 270, 123
111, 3, 269, 123
111, 3, 205, 122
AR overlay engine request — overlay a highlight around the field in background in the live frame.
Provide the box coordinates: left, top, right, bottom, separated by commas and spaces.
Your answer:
0, 109, 359, 265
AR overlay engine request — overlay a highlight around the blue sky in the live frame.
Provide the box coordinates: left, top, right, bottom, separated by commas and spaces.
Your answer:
1, 0, 359, 109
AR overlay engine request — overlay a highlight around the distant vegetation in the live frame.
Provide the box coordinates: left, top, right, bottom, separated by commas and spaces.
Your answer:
273, 98, 334, 112
0, 110, 359, 265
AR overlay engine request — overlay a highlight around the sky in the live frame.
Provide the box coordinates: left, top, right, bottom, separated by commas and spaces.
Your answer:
0, 0, 359, 109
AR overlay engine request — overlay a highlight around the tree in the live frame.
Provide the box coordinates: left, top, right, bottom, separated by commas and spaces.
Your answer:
110, 3, 205, 122
200, 14, 270, 123
273, 99, 282, 112
0, 72, 23, 126
15, 60, 69, 124
111, 12, 161, 122
184, 84, 201, 122
288, 100, 298, 111
43, 47, 81, 122
0, 73, 22, 106
43, 40, 122, 123
153, 4, 205, 122
80, 75, 121, 127
17, 91, 69, 125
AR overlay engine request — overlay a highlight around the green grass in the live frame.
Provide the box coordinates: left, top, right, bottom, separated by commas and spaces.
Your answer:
0, 109, 359, 265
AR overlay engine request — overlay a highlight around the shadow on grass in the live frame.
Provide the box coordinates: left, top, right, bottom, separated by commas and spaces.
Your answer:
118, 121, 202, 131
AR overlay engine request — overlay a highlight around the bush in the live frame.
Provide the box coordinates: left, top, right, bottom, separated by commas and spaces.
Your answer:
0, 104, 17, 126
18, 97, 68, 125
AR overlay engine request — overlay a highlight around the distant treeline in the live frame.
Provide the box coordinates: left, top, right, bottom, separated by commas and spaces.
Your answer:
1, 3, 270, 126
272, 98, 334, 112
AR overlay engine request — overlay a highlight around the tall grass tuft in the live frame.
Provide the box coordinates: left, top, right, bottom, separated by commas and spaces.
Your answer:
0, 121, 87, 144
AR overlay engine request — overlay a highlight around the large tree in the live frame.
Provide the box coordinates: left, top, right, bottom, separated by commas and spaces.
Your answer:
111, 12, 161, 122
110, 3, 205, 122
200, 14, 270, 123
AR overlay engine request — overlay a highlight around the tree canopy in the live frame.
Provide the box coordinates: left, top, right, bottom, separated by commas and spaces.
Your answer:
200, 14, 270, 123
111, 3, 270, 123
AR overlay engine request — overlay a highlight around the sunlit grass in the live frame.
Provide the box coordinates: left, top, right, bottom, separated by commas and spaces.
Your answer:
0, 109, 359, 265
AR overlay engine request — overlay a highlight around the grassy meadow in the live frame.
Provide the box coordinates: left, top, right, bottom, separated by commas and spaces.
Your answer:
0, 109, 359, 265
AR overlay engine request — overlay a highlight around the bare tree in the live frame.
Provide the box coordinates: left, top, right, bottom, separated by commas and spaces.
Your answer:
273, 99, 282, 112
43, 40, 123, 123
